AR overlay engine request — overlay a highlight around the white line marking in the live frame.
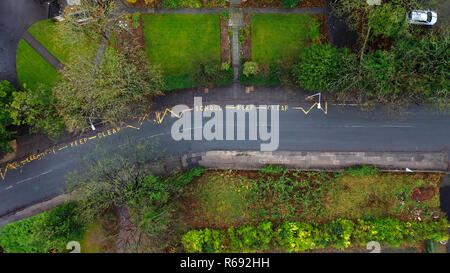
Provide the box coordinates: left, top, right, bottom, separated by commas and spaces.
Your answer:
16, 170, 52, 185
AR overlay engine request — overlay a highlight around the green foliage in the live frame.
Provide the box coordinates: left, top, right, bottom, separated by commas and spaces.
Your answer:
0, 202, 85, 253
182, 218, 449, 253
243, 62, 259, 77
245, 169, 332, 221
126, 174, 172, 235
294, 43, 353, 91
361, 50, 396, 94
0, 80, 15, 153
131, 12, 141, 28
169, 167, 206, 189
369, 3, 407, 38
220, 11, 229, 20
221, 62, 230, 71
344, 165, 379, 177
162, 0, 227, 8
259, 165, 286, 175
10, 86, 65, 138
54, 45, 164, 131
195, 63, 234, 86
281, 0, 300, 8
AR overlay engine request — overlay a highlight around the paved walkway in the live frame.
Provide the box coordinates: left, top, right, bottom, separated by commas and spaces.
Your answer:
229, 7, 243, 82
22, 32, 63, 71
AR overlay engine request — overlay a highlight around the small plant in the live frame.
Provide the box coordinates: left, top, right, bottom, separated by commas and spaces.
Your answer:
345, 166, 379, 177
243, 61, 259, 77
228, 29, 233, 37
131, 12, 141, 28
220, 11, 229, 20
221, 62, 230, 71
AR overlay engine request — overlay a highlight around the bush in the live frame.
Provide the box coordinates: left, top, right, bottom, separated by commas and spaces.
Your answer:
259, 165, 286, 175
294, 43, 353, 91
0, 202, 84, 253
0, 80, 15, 152
369, 3, 407, 38
243, 62, 259, 77
345, 165, 379, 177
181, 218, 449, 253
281, 0, 300, 8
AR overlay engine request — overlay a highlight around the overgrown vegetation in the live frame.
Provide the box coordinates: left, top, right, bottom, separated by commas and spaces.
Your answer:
182, 217, 449, 253
0, 202, 84, 253
325, 0, 449, 107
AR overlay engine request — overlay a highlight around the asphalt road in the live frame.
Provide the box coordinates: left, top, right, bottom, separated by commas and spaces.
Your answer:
0, 85, 449, 217
0, 0, 47, 87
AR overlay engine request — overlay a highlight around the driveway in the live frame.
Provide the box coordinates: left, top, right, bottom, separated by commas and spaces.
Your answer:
0, 0, 47, 87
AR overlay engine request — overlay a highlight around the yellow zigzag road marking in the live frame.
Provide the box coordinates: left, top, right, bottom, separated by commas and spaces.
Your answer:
293, 102, 328, 115
153, 108, 193, 124
1, 103, 326, 181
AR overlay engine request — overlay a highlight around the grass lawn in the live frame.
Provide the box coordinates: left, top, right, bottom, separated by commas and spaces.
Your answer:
27, 19, 97, 64
251, 14, 320, 64
16, 39, 60, 90
142, 14, 221, 88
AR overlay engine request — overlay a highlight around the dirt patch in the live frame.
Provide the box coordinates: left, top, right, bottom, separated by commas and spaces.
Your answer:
312, 13, 331, 43
410, 186, 436, 203
241, 13, 252, 61
240, 0, 325, 8
220, 18, 231, 63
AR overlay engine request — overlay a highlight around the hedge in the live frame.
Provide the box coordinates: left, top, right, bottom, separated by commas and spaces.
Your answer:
182, 218, 449, 253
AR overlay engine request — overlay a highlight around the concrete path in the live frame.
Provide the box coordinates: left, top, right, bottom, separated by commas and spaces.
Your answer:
229, 8, 243, 82
22, 32, 63, 71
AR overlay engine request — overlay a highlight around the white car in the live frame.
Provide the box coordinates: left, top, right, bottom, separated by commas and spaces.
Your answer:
406, 10, 437, 25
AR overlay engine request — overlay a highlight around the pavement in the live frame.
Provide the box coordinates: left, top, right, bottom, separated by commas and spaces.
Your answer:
0, 0, 48, 88
22, 32, 63, 70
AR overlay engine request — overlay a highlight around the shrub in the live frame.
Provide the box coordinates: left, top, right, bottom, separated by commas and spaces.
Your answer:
281, 0, 300, 8
294, 43, 353, 91
259, 165, 286, 175
0, 80, 15, 152
369, 3, 407, 38
345, 165, 379, 177
243, 62, 259, 77
0, 202, 84, 253
182, 218, 449, 253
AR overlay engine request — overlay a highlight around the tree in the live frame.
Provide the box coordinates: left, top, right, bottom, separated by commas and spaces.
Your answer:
369, 3, 407, 38
57, 0, 126, 47
0, 81, 15, 153
53, 44, 164, 132
10, 85, 65, 138
294, 43, 353, 91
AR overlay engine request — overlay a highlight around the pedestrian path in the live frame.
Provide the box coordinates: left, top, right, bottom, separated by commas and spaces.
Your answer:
229, 7, 243, 82
22, 32, 63, 71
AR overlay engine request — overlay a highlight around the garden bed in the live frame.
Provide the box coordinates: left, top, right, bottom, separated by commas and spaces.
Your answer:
220, 17, 231, 63
240, 13, 323, 85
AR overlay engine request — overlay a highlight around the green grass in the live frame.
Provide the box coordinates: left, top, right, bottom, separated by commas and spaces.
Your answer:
16, 39, 60, 90
27, 19, 97, 64
251, 14, 320, 64
142, 14, 221, 76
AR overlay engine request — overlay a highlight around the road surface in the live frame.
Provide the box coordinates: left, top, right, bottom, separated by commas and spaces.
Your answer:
0, 85, 449, 217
